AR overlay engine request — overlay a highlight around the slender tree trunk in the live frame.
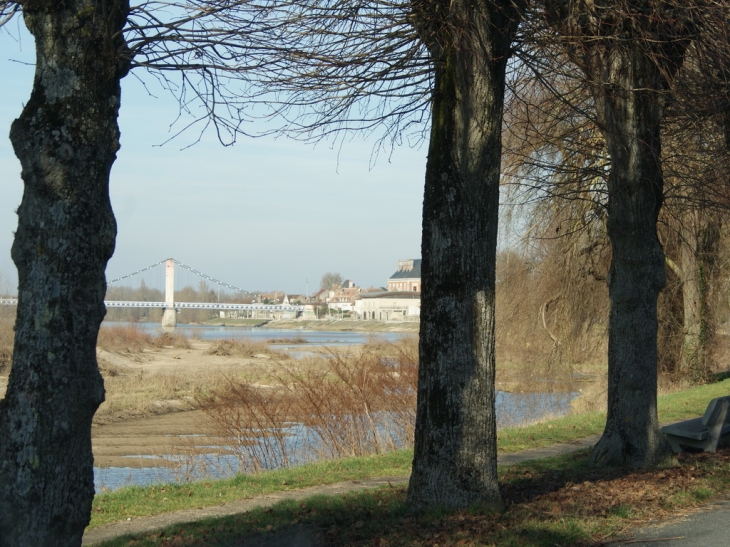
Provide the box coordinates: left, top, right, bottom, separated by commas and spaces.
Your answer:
0, 2, 129, 545
677, 210, 718, 378
588, 48, 671, 466
407, 0, 524, 510
678, 211, 703, 374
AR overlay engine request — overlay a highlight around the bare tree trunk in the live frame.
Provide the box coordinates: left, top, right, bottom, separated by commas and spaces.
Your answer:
407, 0, 524, 510
676, 209, 719, 378
679, 211, 703, 374
0, 2, 129, 545
589, 48, 671, 466
544, 1, 693, 468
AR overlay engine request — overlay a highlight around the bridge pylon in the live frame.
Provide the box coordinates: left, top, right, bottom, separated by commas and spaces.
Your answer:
161, 258, 177, 329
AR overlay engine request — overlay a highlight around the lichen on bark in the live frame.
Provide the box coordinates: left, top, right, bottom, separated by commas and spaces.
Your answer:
0, 1, 130, 545
407, 0, 526, 510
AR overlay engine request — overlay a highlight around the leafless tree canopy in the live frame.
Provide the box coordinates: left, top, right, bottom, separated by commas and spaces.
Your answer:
117, 1, 431, 149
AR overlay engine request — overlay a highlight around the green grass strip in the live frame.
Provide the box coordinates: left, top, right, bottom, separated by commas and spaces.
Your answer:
95, 446, 730, 546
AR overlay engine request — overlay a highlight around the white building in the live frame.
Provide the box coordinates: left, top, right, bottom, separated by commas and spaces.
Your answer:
355, 290, 420, 321
387, 259, 421, 292
354, 258, 421, 321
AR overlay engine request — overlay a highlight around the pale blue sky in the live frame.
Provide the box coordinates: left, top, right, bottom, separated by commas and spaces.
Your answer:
0, 24, 426, 295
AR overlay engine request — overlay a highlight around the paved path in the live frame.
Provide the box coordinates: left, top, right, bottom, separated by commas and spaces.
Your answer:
608, 495, 730, 547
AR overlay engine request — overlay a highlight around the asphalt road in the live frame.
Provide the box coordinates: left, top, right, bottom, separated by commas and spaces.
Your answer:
609, 495, 730, 546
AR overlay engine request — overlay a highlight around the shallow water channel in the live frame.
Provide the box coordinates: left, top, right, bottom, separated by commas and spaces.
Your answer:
94, 322, 575, 492
109, 321, 410, 347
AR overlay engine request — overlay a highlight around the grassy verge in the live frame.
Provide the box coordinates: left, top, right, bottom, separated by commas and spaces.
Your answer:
91, 377, 730, 534
90, 451, 412, 529
94, 446, 730, 546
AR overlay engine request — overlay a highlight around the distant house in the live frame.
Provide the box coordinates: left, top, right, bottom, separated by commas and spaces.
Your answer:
328, 286, 361, 312
261, 291, 285, 304
287, 294, 307, 305
387, 259, 421, 292
354, 259, 421, 321
310, 288, 332, 303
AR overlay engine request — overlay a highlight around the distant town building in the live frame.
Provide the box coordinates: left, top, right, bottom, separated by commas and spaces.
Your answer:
328, 285, 361, 312
310, 288, 332, 303
387, 259, 421, 292
355, 290, 421, 321
286, 294, 307, 305
355, 258, 421, 321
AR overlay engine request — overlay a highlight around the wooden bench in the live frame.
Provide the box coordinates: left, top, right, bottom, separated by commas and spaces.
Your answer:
661, 396, 730, 453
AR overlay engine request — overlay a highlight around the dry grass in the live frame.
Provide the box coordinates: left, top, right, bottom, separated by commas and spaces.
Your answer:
97, 324, 191, 353
198, 339, 418, 473
0, 316, 13, 375
95, 368, 229, 422
204, 338, 285, 359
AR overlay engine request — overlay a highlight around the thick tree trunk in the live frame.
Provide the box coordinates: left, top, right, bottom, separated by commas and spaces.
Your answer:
407, 0, 523, 510
589, 50, 672, 467
0, 2, 129, 545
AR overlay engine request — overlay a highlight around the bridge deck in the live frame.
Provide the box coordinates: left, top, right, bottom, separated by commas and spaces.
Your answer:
0, 299, 304, 312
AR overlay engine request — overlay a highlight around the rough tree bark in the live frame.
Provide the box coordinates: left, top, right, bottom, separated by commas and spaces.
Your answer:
407, 0, 525, 509
544, 1, 692, 467
677, 210, 718, 377
0, 1, 129, 545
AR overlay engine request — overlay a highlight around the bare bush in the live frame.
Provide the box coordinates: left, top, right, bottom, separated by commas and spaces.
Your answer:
198, 340, 418, 473
198, 380, 296, 472
204, 339, 273, 358
97, 325, 191, 353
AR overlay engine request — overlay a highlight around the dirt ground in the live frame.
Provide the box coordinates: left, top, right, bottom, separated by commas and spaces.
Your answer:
0, 341, 303, 469
92, 341, 302, 469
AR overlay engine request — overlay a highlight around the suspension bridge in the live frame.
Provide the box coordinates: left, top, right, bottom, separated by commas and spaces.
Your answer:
0, 258, 305, 328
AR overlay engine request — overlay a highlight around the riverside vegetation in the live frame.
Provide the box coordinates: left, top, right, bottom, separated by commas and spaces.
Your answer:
3, 322, 730, 544
89, 378, 730, 546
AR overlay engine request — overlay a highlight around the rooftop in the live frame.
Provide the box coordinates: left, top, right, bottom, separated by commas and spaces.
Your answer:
389, 259, 421, 280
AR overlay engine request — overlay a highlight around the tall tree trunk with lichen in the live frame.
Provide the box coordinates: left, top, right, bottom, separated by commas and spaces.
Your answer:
545, 1, 692, 467
0, 1, 129, 545
407, 0, 525, 510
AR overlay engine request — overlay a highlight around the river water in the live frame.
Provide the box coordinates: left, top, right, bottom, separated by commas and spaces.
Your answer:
104, 321, 411, 346
94, 322, 575, 492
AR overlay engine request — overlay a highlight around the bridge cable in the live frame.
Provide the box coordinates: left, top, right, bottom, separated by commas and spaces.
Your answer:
107, 258, 251, 295
107, 259, 167, 285
172, 259, 250, 295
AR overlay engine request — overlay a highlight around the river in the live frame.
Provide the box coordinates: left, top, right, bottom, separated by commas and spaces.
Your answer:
103, 321, 411, 347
